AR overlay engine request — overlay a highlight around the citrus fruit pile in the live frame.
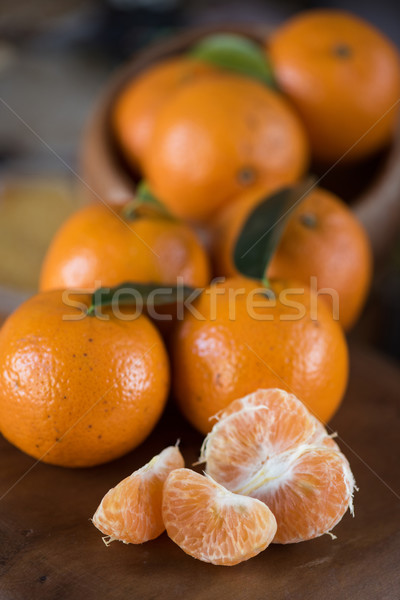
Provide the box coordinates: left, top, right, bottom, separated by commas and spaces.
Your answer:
92, 389, 356, 566
0, 8, 396, 565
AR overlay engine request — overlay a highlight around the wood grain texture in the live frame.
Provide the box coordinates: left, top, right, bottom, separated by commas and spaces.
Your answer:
0, 344, 399, 600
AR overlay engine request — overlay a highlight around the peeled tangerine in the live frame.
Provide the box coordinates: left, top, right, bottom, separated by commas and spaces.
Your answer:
162, 468, 277, 566
200, 389, 356, 544
92, 446, 184, 544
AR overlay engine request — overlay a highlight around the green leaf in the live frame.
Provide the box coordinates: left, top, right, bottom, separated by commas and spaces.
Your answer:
136, 180, 160, 205
121, 180, 172, 220
233, 179, 315, 281
189, 33, 276, 87
87, 281, 199, 316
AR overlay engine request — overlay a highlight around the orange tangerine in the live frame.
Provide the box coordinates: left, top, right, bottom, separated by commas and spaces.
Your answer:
210, 185, 372, 331
40, 203, 210, 292
0, 291, 169, 467
172, 276, 349, 434
269, 10, 400, 162
144, 73, 309, 223
112, 57, 218, 168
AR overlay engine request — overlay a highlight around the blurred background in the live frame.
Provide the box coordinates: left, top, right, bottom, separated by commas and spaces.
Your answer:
0, 0, 399, 358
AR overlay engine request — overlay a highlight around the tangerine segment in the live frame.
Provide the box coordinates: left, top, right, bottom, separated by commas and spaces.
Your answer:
92, 446, 184, 544
252, 447, 354, 544
202, 389, 355, 544
215, 388, 320, 450
214, 388, 339, 452
162, 468, 277, 566
202, 390, 315, 492
202, 389, 338, 491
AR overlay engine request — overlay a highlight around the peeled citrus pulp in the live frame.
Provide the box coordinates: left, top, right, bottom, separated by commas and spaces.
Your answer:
92, 446, 184, 544
162, 468, 277, 565
201, 389, 355, 544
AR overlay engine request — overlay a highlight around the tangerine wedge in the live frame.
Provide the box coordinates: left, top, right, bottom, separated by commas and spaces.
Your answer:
201, 389, 355, 544
162, 468, 277, 565
92, 445, 184, 544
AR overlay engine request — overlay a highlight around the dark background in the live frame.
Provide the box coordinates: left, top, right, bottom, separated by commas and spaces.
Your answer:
0, 0, 399, 360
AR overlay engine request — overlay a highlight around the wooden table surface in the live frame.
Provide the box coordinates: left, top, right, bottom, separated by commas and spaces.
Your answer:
0, 343, 399, 600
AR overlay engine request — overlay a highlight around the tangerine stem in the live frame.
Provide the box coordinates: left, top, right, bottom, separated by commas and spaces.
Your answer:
121, 199, 141, 221
262, 276, 270, 289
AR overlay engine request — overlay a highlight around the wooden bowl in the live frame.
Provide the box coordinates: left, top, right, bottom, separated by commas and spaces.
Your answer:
81, 24, 400, 263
